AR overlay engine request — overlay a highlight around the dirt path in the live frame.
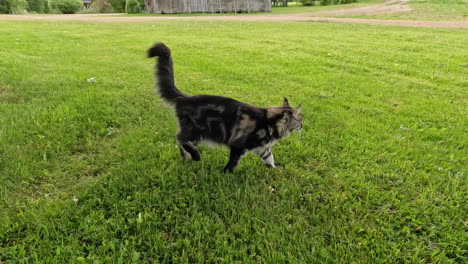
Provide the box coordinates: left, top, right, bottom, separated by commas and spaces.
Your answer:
1, 0, 467, 28
305, 0, 411, 16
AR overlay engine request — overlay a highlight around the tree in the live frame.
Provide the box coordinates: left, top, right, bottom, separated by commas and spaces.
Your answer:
43, 0, 49, 12
108, 0, 125, 12
51, 0, 82, 13
125, 0, 140, 13
0, 0, 28, 13
27, 0, 45, 12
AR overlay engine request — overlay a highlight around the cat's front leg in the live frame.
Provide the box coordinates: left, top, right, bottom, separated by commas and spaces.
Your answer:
257, 148, 276, 168
223, 148, 246, 172
263, 152, 276, 168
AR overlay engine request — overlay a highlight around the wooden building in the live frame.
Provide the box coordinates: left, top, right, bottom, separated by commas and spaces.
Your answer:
144, 0, 271, 14
82, 0, 92, 9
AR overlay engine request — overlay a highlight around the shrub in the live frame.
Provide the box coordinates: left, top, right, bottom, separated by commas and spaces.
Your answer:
43, 0, 49, 12
125, 0, 140, 14
298, 0, 315, 6
91, 0, 111, 12
108, 0, 124, 12
27, 0, 45, 12
0, 0, 28, 13
0, 0, 7, 12
298, 0, 357, 6
51, 0, 81, 13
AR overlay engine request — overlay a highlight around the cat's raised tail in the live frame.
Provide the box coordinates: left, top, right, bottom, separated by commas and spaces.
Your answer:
148, 43, 187, 104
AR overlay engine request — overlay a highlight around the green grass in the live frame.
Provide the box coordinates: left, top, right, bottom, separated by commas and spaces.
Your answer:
0, 20, 467, 263
335, 0, 468, 21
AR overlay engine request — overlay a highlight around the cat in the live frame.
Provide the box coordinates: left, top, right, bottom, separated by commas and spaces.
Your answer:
148, 43, 303, 172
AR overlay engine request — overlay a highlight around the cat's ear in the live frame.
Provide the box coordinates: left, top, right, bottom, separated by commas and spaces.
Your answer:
294, 105, 302, 115
283, 98, 290, 108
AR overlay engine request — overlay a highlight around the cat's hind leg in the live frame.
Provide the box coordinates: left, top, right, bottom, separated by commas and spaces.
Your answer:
176, 116, 202, 161
176, 129, 201, 161
179, 145, 191, 160
177, 136, 201, 161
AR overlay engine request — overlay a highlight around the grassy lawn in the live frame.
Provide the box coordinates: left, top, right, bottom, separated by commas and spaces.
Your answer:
0, 20, 467, 263
335, 0, 468, 21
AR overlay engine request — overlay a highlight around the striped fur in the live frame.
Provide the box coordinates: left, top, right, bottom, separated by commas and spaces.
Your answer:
148, 43, 303, 172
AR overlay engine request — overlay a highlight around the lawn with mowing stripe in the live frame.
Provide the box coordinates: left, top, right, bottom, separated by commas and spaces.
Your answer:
336, 0, 468, 21
0, 21, 467, 263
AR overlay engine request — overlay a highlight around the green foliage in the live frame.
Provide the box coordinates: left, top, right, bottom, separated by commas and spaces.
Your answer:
125, 0, 139, 14
91, 0, 111, 13
108, 0, 124, 12
0, 0, 7, 12
26, 0, 45, 12
0, 21, 466, 263
297, 0, 357, 6
299, 0, 315, 6
0, 0, 28, 13
50, 0, 81, 13
43, 0, 49, 12
339, 0, 357, 3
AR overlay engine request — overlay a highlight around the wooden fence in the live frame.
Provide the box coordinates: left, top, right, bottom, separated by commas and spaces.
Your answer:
144, 0, 271, 14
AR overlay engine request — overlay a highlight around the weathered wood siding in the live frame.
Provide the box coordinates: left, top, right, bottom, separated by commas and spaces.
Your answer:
152, 0, 271, 14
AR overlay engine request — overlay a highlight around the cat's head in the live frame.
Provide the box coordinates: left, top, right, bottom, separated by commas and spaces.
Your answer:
267, 98, 303, 138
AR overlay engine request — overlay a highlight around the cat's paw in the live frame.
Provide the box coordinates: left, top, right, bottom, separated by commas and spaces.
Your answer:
223, 166, 234, 173
192, 153, 201, 161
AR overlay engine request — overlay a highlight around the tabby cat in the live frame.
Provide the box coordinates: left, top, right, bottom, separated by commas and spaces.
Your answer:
148, 43, 303, 172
